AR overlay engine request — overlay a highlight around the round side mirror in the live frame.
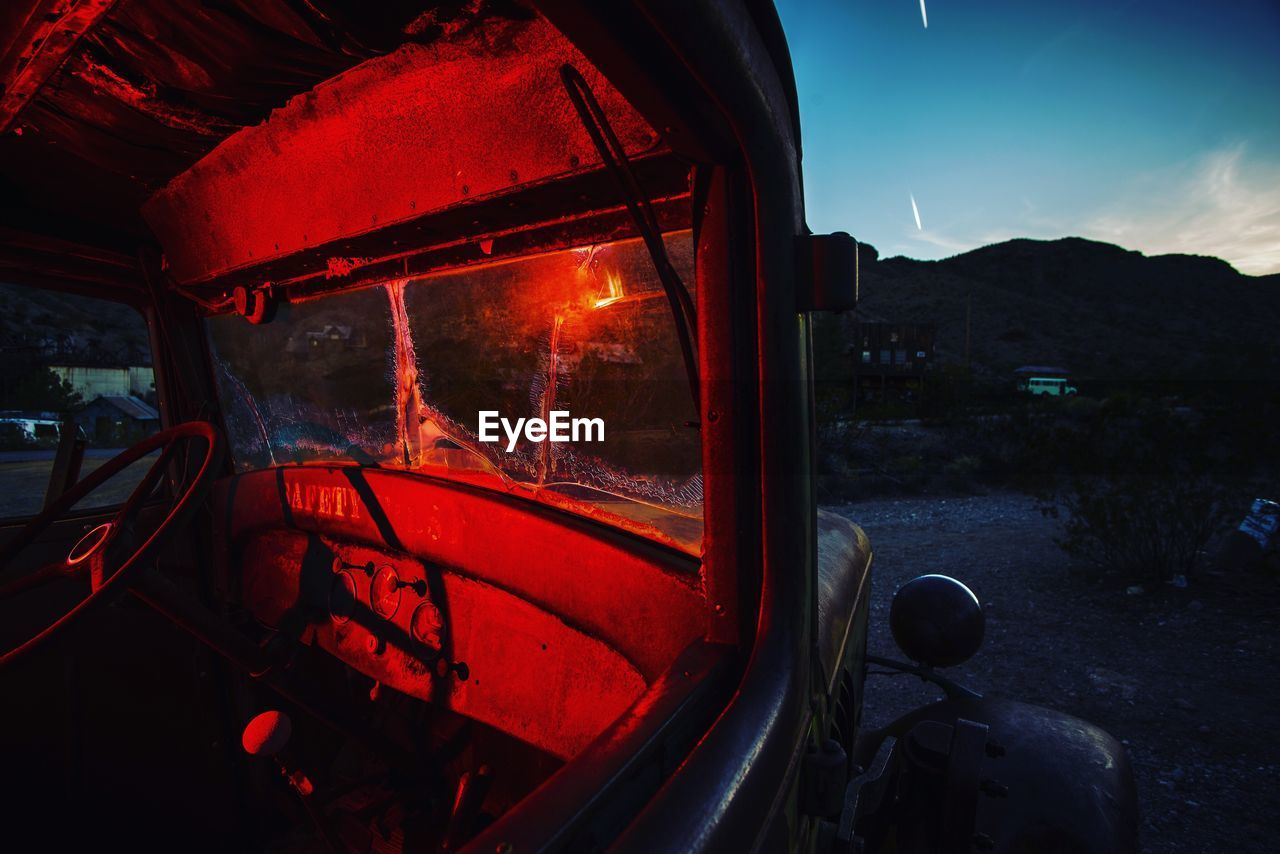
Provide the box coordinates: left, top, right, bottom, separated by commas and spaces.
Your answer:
889, 574, 984, 668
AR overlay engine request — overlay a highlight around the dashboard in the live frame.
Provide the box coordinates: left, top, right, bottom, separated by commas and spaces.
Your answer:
214, 465, 709, 759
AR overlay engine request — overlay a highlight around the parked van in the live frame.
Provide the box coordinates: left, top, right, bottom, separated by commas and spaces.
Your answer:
1020, 376, 1078, 396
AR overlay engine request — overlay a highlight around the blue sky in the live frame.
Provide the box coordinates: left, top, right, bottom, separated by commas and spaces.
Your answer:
774, 0, 1280, 274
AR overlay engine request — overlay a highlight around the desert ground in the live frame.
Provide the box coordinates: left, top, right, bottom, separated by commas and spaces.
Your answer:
0, 450, 157, 518
832, 492, 1280, 853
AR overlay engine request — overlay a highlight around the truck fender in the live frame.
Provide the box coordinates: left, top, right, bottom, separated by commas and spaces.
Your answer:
853, 696, 1139, 853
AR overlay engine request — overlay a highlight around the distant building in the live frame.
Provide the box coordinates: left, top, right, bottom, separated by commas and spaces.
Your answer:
853, 323, 936, 405
48, 364, 155, 402
1014, 365, 1077, 396
289, 324, 368, 354
76, 395, 160, 443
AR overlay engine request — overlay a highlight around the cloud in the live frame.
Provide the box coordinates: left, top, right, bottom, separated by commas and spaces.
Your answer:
1082, 145, 1280, 275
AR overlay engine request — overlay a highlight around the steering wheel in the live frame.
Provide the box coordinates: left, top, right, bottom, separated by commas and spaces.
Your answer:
0, 421, 222, 668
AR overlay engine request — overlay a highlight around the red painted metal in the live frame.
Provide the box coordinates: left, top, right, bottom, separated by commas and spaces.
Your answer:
215, 466, 707, 679
240, 532, 646, 760
144, 15, 662, 285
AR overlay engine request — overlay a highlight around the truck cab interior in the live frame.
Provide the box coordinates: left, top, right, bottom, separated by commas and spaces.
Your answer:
1, 2, 861, 850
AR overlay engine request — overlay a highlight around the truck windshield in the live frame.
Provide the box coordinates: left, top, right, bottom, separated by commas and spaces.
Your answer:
207, 231, 702, 553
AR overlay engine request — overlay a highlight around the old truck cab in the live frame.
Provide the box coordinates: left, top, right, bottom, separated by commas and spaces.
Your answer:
0, 2, 1135, 851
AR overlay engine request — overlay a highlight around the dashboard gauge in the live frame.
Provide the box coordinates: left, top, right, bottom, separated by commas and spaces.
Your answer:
410, 601, 445, 650
371, 565, 402, 619
329, 570, 357, 624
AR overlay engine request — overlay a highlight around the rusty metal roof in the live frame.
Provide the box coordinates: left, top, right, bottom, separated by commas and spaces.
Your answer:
86, 394, 158, 420
0, 1, 531, 254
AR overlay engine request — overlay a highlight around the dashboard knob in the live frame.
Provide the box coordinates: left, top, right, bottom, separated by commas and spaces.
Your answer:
241, 710, 292, 757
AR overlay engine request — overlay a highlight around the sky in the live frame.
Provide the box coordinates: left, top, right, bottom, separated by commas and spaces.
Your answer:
773, 0, 1280, 274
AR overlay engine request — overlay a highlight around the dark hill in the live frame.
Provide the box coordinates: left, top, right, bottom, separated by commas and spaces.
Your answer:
855, 237, 1280, 384
0, 283, 150, 365
4, 237, 1278, 390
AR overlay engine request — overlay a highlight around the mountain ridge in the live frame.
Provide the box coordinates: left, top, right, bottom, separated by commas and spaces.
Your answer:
2, 235, 1277, 389
884, 235, 1271, 278
851, 236, 1280, 383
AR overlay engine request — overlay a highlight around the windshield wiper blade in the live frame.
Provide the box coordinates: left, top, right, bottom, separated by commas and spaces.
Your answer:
559, 64, 700, 410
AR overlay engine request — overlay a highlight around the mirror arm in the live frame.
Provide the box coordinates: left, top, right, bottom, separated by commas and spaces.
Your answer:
865, 654, 983, 701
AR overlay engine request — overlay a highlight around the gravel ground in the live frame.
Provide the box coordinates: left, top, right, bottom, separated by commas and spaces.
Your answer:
0, 453, 153, 518
828, 492, 1280, 854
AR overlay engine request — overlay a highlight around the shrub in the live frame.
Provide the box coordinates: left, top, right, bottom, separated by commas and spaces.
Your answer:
940, 454, 983, 492
886, 454, 928, 492
1040, 476, 1233, 583
1030, 397, 1251, 583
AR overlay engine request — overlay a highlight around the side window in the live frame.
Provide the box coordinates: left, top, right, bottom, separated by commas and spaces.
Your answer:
0, 285, 159, 519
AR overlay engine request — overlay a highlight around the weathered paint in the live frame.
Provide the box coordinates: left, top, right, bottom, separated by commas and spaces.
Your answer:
286, 482, 363, 521
240, 532, 646, 760
214, 466, 708, 683
0, 0, 118, 133
144, 15, 661, 284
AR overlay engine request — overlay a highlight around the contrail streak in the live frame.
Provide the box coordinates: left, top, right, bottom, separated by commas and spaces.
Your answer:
910, 193, 923, 230
920, 0, 928, 29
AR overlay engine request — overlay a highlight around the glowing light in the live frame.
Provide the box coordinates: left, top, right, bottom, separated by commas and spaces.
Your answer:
910, 193, 923, 230
593, 270, 625, 309
919, 0, 928, 29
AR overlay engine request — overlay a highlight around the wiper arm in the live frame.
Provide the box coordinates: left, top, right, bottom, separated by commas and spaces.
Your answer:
559, 64, 700, 409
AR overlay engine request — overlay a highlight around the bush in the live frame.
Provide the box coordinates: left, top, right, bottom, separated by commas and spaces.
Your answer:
1029, 396, 1255, 583
1040, 476, 1233, 583
885, 453, 928, 492
940, 454, 983, 492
